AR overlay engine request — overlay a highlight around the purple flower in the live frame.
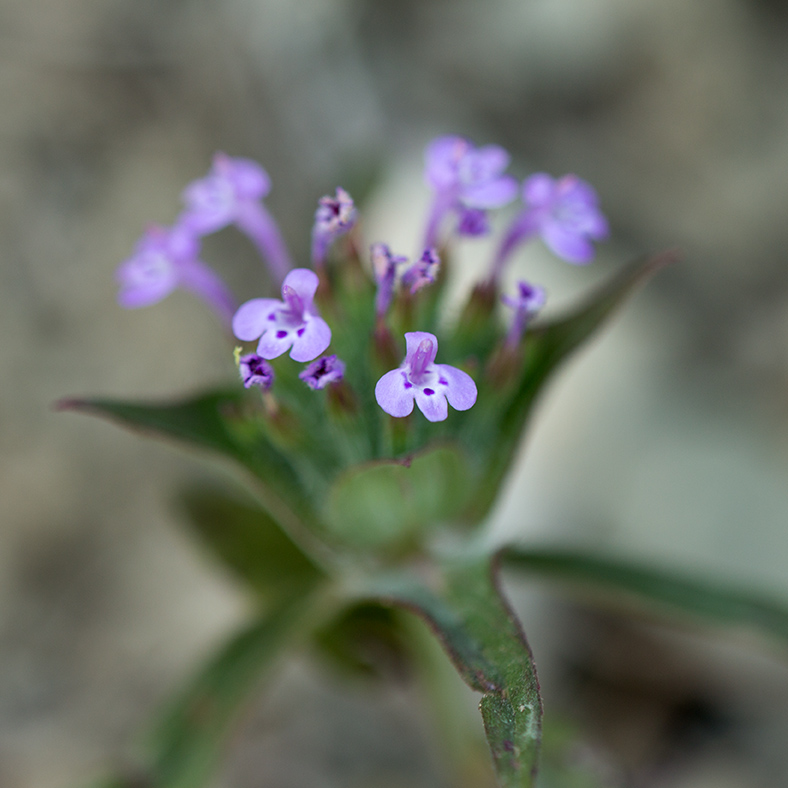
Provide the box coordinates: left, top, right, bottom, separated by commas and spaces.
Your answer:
180, 152, 292, 283
375, 331, 477, 422
401, 248, 440, 294
116, 224, 236, 326
299, 354, 346, 390
371, 243, 406, 318
422, 135, 518, 248
311, 187, 357, 268
232, 268, 331, 362
239, 353, 275, 390
491, 173, 609, 279
502, 280, 546, 347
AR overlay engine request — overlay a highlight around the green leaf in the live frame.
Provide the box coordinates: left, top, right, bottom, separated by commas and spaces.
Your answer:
58, 391, 316, 525
503, 547, 788, 646
469, 251, 676, 520
58, 390, 244, 456
368, 552, 543, 787
83, 599, 308, 788
324, 444, 472, 550
144, 602, 304, 788
179, 487, 326, 602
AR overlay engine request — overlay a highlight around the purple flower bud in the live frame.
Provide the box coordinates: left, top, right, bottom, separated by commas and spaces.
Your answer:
375, 331, 477, 422
299, 354, 346, 390
311, 187, 357, 268
491, 173, 609, 280
371, 243, 406, 318
502, 280, 546, 347
232, 268, 331, 362
180, 152, 292, 284
401, 248, 441, 294
116, 224, 236, 326
422, 135, 518, 248
239, 353, 275, 390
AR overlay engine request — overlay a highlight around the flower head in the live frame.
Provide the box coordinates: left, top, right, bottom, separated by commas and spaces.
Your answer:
401, 248, 441, 294
180, 153, 291, 283
375, 332, 477, 422
423, 136, 518, 247
181, 153, 271, 234
311, 187, 357, 267
239, 353, 275, 390
232, 268, 331, 362
490, 173, 609, 281
522, 174, 609, 264
299, 354, 346, 390
116, 224, 236, 325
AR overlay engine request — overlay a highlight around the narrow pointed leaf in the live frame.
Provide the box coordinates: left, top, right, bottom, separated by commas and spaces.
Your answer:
143, 604, 302, 788
368, 553, 543, 787
503, 547, 788, 646
58, 391, 314, 523
83, 599, 308, 788
470, 251, 676, 519
179, 488, 325, 602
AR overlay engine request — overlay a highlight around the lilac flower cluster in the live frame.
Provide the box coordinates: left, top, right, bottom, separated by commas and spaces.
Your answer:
115, 136, 608, 423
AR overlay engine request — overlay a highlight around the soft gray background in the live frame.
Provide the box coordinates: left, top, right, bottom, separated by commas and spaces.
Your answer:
3, 1, 788, 786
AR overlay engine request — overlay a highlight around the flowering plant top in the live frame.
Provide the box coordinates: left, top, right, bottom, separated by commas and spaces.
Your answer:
66, 134, 683, 788
109, 141, 616, 453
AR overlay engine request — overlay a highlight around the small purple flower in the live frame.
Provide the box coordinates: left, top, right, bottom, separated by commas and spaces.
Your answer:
299, 354, 346, 390
232, 268, 331, 362
371, 243, 407, 318
311, 187, 357, 268
502, 280, 546, 347
401, 248, 440, 294
239, 353, 275, 390
491, 173, 609, 280
180, 152, 292, 283
375, 331, 477, 422
116, 224, 236, 326
422, 135, 518, 248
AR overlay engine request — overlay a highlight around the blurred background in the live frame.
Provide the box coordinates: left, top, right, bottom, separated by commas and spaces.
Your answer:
3, 0, 788, 786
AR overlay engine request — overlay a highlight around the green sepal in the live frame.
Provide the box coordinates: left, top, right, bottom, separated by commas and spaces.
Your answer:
503, 547, 788, 647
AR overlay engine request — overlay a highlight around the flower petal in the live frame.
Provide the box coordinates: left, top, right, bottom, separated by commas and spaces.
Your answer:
281, 268, 319, 307
424, 136, 468, 189
117, 275, 177, 308
256, 328, 295, 359
289, 316, 332, 362
375, 369, 416, 418
461, 176, 518, 208
232, 298, 281, 341
414, 388, 449, 422
218, 154, 271, 199
541, 221, 595, 264
522, 173, 556, 207
404, 331, 439, 365
436, 364, 478, 412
